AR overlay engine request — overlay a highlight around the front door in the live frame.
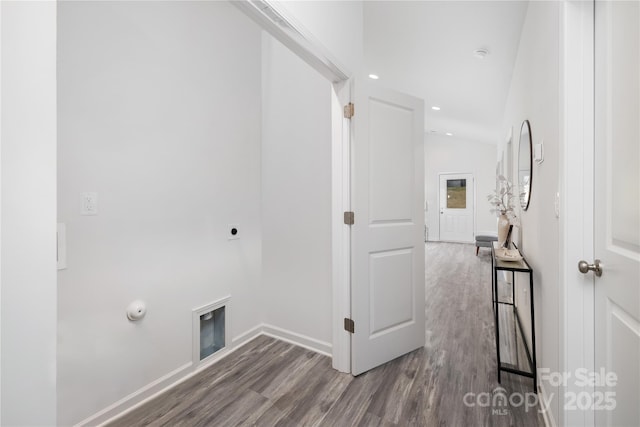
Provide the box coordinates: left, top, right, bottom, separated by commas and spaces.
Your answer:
593, 1, 640, 425
351, 80, 425, 375
439, 173, 474, 243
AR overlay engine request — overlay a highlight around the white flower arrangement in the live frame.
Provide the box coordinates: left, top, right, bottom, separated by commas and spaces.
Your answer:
487, 175, 521, 227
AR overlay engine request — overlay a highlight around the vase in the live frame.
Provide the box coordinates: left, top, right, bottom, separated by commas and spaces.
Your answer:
497, 213, 510, 247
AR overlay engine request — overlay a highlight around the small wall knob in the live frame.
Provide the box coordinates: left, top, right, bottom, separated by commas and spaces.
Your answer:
126, 300, 147, 321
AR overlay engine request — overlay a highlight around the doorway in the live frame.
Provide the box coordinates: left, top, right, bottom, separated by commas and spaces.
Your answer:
564, 1, 640, 426
593, 1, 640, 425
439, 173, 474, 243
239, 2, 426, 376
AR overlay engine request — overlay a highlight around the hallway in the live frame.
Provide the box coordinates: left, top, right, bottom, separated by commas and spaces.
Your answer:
111, 243, 544, 426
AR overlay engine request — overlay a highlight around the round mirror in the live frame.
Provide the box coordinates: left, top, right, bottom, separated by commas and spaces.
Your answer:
518, 120, 532, 210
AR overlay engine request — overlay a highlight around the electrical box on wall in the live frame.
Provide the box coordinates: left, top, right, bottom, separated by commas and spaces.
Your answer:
192, 296, 230, 365
199, 307, 225, 360
81, 192, 98, 215
228, 224, 240, 240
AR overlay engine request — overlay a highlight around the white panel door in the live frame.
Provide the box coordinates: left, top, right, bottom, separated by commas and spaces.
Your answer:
351, 81, 425, 375
594, 1, 640, 425
439, 173, 474, 243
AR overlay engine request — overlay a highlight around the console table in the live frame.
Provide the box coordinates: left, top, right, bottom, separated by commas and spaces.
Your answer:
491, 241, 537, 392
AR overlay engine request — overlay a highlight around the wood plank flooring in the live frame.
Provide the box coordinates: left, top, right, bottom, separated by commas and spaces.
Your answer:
109, 242, 545, 427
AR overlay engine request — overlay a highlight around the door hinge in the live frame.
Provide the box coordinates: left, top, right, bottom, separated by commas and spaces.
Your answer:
344, 102, 354, 119
344, 318, 355, 333
344, 211, 355, 225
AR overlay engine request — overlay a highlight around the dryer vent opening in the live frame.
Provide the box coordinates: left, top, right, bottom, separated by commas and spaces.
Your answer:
199, 306, 225, 360
193, 296, 229, 365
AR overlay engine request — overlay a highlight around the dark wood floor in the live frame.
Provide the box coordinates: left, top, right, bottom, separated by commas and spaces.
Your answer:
110, 242, 544, 427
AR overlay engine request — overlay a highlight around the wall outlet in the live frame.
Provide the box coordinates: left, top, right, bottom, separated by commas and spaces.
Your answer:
81, 192, 98, 215
228, 224, 240, 240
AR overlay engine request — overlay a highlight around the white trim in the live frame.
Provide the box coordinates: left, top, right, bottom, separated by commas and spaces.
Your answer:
81, 321, 258, 427
261, 324, 332, 357
85, 324, 331, 427
437, 172, 476, 243
560, 1, 595, 427
191, 296, 231, 368
331, 80, 352, 373
538, 380, 558, 427
473, 175, 477, 238
232, 0, 349, 83
0, 2, 3, 419
79, 362, 193, 427
231, 323, 264, 347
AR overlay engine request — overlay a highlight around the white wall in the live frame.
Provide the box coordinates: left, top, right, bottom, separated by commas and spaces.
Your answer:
261, 34, 333, 348
57, 2, 263, 425
425, 134, 497, 241
0, 2, 58, 425
500, 1, 562, 423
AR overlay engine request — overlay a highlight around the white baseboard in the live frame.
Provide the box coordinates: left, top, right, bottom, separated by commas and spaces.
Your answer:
538, 381, 558, 427
81, 324, 331, 427
231, 324, 264, 348
261, 324, 332, 357
77, 361, 193, 427
234, 323, 332, 357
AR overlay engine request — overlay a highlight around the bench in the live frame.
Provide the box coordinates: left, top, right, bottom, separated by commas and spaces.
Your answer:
475, 234, 498, 255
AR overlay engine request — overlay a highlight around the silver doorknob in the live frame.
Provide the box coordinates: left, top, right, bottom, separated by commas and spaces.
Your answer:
578, 259, 603, 277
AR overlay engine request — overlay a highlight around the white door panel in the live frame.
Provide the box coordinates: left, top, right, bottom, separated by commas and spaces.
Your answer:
369, 248, 414, 337
351, 81, 425, 375
369, 99, 414, 224
439, 173, 474, 243
594, 1, 640, 425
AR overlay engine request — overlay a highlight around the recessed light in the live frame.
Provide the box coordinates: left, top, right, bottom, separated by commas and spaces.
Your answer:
446, 132, 454, 136
431, 106, 441, 111
473, 48, 490, 59
368, 74, 379, 80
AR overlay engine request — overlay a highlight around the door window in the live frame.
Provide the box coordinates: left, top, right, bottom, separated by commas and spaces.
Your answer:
446, 179, 467, 209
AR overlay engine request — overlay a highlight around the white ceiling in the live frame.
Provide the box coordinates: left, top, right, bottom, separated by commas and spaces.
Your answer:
364, 1, 528, 145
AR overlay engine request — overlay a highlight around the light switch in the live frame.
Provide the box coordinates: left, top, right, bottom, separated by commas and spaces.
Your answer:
81, 192, 98, 215
534, 142, 544, 164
